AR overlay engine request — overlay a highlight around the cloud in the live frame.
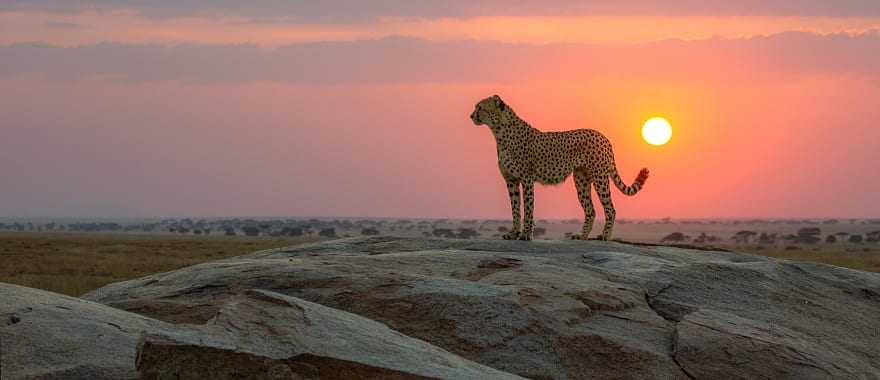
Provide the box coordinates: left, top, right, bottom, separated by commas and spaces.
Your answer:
3, 0, 880, 22
44, 20, 81, 29
2, 32, 879, 85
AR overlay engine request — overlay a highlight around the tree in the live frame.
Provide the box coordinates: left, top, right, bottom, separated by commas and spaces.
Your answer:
825, 235, 837, 243
319, 228, 337, 238
758, 233, 777, 245
731, 231, 758, 244
849, 234, 863, 244
432, 228, 457, 238
242, 226, 260, 237
361, 227, 380, 236
662, 232, 688, 243
456, 228, 480, 239
795, 227, 821, 244
280, 227, 303, 237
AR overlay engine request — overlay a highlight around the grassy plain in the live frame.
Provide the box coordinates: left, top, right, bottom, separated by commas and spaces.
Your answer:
735, 245, 880, 273
0, 232, 314, 296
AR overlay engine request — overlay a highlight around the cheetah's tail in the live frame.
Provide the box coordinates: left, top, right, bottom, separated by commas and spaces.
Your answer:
612, 168, 649, 196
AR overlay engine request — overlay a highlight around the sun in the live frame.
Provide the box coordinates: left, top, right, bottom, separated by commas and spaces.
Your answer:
642, 117, 672, 146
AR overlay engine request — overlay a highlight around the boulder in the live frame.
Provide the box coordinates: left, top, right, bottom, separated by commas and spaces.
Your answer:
2, 278, 521, 379
83, 236, 880, 379
0, 283, 178, 379
135, 289, 522, 380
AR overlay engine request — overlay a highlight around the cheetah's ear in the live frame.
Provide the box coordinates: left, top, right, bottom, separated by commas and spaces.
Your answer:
493, 95, 506, 112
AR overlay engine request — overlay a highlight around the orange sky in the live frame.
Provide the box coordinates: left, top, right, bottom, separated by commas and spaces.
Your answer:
1, 3, 879, 219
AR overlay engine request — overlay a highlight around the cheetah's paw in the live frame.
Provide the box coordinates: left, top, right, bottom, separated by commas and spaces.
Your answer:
502, 231, 520, 240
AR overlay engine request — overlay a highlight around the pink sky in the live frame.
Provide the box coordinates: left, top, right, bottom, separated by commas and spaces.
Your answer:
1, 2, 879, 219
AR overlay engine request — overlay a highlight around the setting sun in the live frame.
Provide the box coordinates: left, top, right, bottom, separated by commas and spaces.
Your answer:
642, 117, 672, 146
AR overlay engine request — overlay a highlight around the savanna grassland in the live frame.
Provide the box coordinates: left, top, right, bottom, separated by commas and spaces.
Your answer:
734, 245, 880, 273
0, 232, 316, 296
1, 218, 879, 296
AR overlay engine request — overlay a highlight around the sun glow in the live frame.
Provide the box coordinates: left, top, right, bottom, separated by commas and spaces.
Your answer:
642, 117, 672, 146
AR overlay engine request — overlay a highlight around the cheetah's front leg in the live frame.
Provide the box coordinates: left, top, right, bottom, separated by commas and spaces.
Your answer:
502, 180, 522, 240
519, 182, 534, 241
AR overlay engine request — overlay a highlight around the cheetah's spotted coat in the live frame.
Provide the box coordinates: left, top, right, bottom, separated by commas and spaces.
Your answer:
471, 95, 649, 241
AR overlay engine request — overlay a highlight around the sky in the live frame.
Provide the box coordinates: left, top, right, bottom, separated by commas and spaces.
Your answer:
2, 1, 879, 219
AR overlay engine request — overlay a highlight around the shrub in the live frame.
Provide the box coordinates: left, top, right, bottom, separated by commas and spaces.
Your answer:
361, 228, 380, 236
758, 233, 777, 245
432, 228, 457, 238
318, 228, 337, 238
456, 228, 480, 239
731, 230, 758, 244
662, 232, 688, 243
797, 227, 821, 237
693, 233, 721, 244
279, 227, 303, 237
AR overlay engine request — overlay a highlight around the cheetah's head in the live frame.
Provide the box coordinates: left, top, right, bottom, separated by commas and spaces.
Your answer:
470, 95, 508, 128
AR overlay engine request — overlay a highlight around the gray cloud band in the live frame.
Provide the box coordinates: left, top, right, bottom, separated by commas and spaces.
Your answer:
2, 32, 879, 84
3, 0, 880, 21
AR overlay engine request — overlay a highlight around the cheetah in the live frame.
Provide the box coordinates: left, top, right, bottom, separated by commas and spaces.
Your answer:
470, 95, 649, 241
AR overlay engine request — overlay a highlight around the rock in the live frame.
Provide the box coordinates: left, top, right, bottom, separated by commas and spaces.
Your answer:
1, 282, 521, 379
83, 236, 880, 379
0, 282, 179, 379
135, 289, 522, 380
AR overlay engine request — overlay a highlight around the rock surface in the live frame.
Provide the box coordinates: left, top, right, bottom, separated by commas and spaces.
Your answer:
80, 236, 880, 379
135, 289, 521, 380
2, 279, 520, 379
0, 282, 178, 379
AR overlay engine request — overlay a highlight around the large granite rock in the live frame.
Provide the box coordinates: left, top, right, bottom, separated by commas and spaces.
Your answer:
81, 236, 880, 379
2, 281, 520, 379
135, 289, 521, 380
0, 283, 178, 379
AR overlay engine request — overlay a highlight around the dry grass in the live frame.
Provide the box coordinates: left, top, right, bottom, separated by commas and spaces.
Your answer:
736, 245, 880, 273
0, 232, 315, 296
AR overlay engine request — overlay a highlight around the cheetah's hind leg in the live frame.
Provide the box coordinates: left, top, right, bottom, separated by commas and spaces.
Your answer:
571, 171, 595, 240
594, 178, 616, 241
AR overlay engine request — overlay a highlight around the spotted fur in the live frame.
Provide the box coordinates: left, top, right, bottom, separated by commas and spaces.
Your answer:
471, 95, 649, 241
